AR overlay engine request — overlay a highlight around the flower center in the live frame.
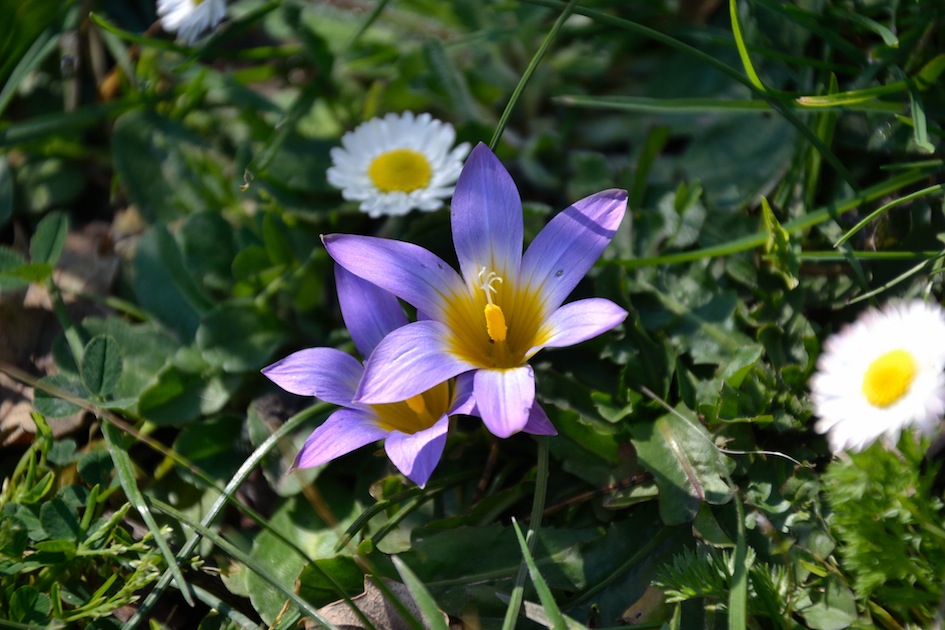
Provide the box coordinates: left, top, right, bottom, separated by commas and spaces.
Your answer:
371, 381, 450, 434
367, 149, 432, 193
861, 348, 917, 407
479, 268, 507, 342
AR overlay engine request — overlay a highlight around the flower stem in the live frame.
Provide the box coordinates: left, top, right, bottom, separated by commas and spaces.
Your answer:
501, 435, 550, 630
489, 0, 579, 151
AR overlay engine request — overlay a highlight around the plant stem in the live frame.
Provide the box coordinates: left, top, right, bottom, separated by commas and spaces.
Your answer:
501, 436, 550, 630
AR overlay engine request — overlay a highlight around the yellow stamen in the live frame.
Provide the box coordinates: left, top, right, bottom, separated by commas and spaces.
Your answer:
485, 303, 508, 342
862, 348, 917, 407
367, 149, 432, 193
478, 267, 508, 343
405, 394, 427, 415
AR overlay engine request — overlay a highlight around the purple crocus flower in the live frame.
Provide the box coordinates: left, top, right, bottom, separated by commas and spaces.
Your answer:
323, 143, 628, 439
262, 266, 476, 487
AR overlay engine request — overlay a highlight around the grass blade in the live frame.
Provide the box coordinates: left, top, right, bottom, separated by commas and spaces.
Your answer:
729, 0, 765, 92
391, 557, 451, 630
511, 518, 567, 630
100, 421, 195, 607
148, 497, 340, 630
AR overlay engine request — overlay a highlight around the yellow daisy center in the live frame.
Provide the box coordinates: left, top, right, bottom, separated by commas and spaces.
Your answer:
371, 381, 450, 434
861, 348, 918, 408
367, 149, 432, 193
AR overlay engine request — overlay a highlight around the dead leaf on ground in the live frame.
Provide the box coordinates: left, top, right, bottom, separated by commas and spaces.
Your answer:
305, 575, 450, 630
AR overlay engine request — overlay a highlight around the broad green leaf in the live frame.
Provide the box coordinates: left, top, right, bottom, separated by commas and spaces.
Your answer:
8, 585, 51, 624
29, 210, 69, 267
196, 301, 291, 373
80, 335, 123, 398
297, 557, 364, 608
83, 316, 177, 400
132, 225, 207, 340
32, 374, 87, 418
629, 409, 734, 525
39, 497, 81, 542
798, 575, 857, 630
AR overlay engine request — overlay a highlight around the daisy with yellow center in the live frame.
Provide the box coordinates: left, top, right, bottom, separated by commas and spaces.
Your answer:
811, 300, 945, 452
326, 112, 471, 218
157, 0, 227, 45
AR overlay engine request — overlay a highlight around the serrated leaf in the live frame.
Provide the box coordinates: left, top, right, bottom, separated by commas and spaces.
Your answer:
29, 210, 69, 266
761, 197, 799, 290
629, 409, 734, 525
80, 335, 123, 398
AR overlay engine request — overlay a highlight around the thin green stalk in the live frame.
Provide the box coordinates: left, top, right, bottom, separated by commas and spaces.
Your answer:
124, 404, 340, 629
834, 183, 945, 247
501, 436, 550, 630
489, 0, 579, 151
610, 168, 930, 268
728, 492, 748, 630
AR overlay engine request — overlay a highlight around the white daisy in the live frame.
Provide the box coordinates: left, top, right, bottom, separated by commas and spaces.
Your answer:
157, 0, 227, 46
811, 299, 945, 452
327, 111, 471, 218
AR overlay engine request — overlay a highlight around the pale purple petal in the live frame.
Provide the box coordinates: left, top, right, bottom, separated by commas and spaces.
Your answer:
530, 298, 628, 356
323, 234, 465, 321
474, 366, 536, 438
292, 409, 389, 470
262, 347, 362, 406
355, 321, 475, 404
450, 143, 524, 282
335, 265, 408, 359
519, 189, 628, 313
449, 371, 476, 415
385, 416, 449, 487
521, 402, 557, 436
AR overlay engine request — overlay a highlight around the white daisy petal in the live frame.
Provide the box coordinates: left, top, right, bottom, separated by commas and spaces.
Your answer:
157, 0, 227, 46
328, 111, 468, 217
810, 299, 945, 453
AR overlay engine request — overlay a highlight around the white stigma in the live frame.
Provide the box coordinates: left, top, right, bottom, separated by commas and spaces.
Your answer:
478, 267, 503, 304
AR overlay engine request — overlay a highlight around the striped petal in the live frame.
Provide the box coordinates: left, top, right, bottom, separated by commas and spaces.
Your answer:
335, 265, 408, 359
451, 143, 524, 283
262, 347, 361, 407
519, 189, 627, 313
474, 366, 535, 438
292, 409, 389, 470
355, 320, 475, 404
385, 416, 450, 487
323, 233, 464, 321
530, 298, 628, 356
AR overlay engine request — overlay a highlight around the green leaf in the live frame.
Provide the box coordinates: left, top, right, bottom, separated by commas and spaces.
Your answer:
39, 497, 80, 542
392, 556, 451, 630
729, 0, 765, 91
32, 374, 87, 418
761, 197, 799, 289
80, 335, 123, 398
509, 520, 567, 630
297, 557, 364, 607
629, 409, 734, 525
29, 211, 69, 267
798, 575, 857, 630
196, 301, 291, 372
8, 585, 52, 624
